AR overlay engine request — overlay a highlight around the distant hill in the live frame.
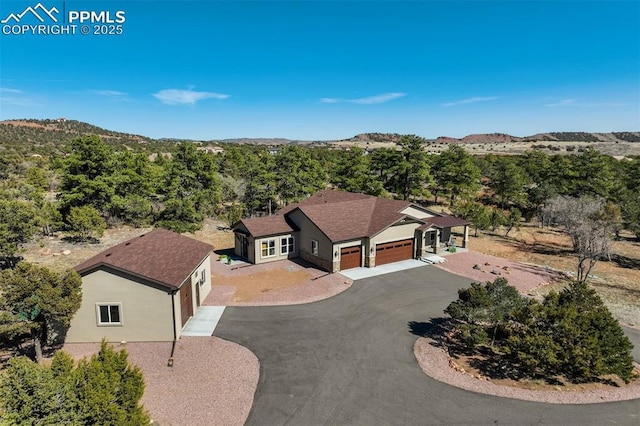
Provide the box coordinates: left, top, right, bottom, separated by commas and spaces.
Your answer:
0, 118, 154, 147
436, 132, 640, 145
1, 118, 638, 156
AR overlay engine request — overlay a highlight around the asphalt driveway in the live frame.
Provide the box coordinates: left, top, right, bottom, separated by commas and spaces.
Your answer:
214, 267, 640, 425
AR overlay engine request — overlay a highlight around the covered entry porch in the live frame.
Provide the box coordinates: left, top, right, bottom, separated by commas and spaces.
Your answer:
417, 217, 470, 256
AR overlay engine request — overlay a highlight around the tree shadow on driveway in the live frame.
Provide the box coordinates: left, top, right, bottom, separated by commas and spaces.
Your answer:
407, 317, 452, 349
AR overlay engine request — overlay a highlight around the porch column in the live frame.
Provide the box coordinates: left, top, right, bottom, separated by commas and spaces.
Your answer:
434, 229, 441, 254
462, 225, 469, 248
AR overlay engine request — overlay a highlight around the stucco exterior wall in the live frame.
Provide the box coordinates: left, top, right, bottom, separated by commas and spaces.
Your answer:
233, 225, 254, 263
371, 222, 420, 245
253, 233, 298, 264
288, 209, 333, 270
66, 270, 175, 343
400, 206, 435, 219
188, 255, 212, 309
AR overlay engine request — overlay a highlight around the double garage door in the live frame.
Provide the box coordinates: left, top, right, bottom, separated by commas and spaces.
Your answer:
375, 239, 414, 266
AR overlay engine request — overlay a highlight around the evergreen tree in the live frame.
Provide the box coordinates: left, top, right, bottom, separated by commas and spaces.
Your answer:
331, 148, 383, 196
432, 145, 481, 203
0, 199, 38, 260
0, 263, 82, 363
275, 146, 326, 206
58, 135, 116, 215
0, 343, 150, 424
66, 205, 107, 242
390, 135, 431, 200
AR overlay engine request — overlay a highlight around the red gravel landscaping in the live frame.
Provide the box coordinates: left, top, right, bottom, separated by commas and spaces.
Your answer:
64, 337, 259, 426
206, 255, 352, 306
435, 251, 565, 294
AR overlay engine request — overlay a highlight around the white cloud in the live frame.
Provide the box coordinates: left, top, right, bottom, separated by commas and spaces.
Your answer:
443, 96, 499, 107
90, 89, 128, 97
544, 98, 627, 108
153, 88, 230, 105
320, 92, 406, 105
0, 87, 23, 94
0, 87, 41, 106
349, 92, 406, 104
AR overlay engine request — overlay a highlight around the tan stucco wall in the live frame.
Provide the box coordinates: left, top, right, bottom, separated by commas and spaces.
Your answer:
288, 209, 333, 269
66, 270, 175, 343
233, 225, 254, 263
371, 222, 420, 245
253, 233, 298, 264
400, 206, 435, 219
187, 255, 212, 309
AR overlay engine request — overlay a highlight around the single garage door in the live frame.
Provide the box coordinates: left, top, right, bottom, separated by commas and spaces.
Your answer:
375, 239, 414, 266
340, 246, 361, 270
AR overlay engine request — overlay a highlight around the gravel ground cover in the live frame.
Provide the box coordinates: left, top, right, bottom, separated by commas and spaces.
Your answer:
414, 337, 640, 404
206, 256, 352, 306
435, 251, 564, 294
64, 337, 258, 426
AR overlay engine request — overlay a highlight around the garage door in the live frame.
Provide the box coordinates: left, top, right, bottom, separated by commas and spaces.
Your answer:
375, 239, 414, 266
340, 246, 361, 270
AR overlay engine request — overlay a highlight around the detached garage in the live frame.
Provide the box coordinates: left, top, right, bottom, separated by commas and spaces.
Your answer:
375, 239, 414, 266
66, 228, 213, 343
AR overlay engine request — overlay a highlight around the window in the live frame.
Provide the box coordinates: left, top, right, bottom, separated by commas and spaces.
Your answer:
311, 239, 319, 256
281, 236, 294, 255
199, 269, 206, 286
96, 303, 122, 326
261, 239, 276, 258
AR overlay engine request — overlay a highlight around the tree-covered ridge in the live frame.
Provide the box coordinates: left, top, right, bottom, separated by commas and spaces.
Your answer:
1, 132, 639, 270
0, 119, 184, 156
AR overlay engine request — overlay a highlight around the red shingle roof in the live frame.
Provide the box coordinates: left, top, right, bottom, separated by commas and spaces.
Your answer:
74, 228, 213, 290
237, 215, 296, 238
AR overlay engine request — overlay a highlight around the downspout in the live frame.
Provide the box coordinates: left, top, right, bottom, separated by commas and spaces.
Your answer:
167, 290, 178, 367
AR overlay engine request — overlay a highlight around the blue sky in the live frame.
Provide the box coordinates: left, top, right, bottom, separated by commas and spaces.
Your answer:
0, 0, 638, 140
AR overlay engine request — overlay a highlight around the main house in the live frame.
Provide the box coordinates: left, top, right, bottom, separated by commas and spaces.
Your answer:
66, 228, 213, 343
233, 190, 470, 273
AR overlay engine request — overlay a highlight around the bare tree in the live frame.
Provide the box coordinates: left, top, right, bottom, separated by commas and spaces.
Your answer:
573, 221, 611, 283
541, 195, 613, 283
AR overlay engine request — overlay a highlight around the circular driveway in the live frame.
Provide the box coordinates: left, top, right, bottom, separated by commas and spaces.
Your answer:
214, 267, 640, 425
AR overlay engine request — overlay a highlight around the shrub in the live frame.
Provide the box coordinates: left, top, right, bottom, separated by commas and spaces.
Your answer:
0, 342, 150, 424
445, 279, 636, 383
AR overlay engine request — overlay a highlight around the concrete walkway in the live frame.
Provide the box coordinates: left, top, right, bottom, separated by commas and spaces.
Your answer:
182, 306, 226, 336
339, 259, 428, 280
